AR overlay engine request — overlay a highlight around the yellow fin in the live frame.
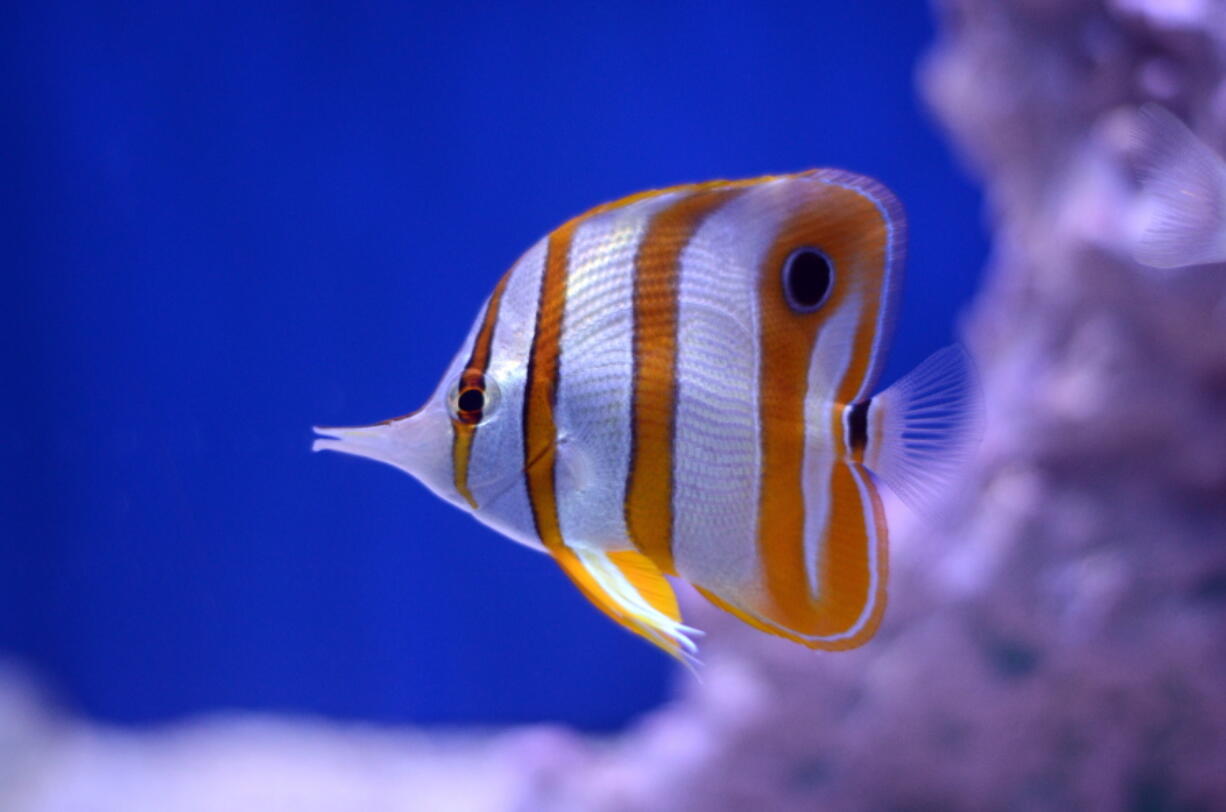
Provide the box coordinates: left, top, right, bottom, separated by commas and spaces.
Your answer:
552, 547, 700, 663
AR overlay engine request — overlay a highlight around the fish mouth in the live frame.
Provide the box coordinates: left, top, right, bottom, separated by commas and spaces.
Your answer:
312, 406, 422, 441
313, 415, 559, 518
311, 423, 393, 460
310, 408, 433, 476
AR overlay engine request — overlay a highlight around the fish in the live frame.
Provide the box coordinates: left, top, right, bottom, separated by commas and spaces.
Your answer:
314, 170, 980, 662
1128, 103, 1226, 269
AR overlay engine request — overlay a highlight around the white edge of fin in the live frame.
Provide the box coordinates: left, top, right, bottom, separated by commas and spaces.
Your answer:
863, 344, 984, 516
573, 548, 704, 668
1129, 103, 1226, 269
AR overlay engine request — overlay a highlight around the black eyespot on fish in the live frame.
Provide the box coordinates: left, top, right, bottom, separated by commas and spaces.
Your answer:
782, 248, 833, 313
457, 387, 485, 414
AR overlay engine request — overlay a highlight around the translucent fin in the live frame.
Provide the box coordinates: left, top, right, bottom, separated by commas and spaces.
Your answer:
1129, 104, 1226, 269
862, 344, 983, 514
552, 546, 702, 666
554, 436, 594, 495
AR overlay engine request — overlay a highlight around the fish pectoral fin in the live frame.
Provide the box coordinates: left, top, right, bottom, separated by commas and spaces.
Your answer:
552, 546, 701, 664
1128, 103, 1226, 269
859, 343, 984, 515
554, 435, 594, 495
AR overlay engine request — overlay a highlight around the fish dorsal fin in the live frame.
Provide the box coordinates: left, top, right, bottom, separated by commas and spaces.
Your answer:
551, 546, 701, 664
1128, 104, 1226, 269
860, 344, 983, 514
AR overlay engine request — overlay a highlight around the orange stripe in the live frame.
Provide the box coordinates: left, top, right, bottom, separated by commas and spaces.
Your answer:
625, 188, 744, 574
756, 179, 890, 638
705, 462, 887, 650
817, 462, 884, 644
451, 272, 510, 509
522, 225, 574, 551
520, 173, 796, 552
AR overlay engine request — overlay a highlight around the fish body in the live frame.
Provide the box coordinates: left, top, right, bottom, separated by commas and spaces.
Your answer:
316, 171, 979, 660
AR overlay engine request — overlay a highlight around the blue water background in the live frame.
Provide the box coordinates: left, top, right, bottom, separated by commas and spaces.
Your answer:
1, 2, 985, 730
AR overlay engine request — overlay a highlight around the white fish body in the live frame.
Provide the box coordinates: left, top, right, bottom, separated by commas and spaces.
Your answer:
316, 171, 980, 661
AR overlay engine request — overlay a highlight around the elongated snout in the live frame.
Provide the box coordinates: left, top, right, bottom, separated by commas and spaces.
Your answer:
312, 406, 453, 494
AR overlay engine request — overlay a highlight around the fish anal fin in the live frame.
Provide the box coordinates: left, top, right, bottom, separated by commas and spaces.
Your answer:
606, 550, 681, 620
552, 547, 700, 663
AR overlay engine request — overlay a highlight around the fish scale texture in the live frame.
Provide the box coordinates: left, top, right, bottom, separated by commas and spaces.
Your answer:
4, 1, 1226, 810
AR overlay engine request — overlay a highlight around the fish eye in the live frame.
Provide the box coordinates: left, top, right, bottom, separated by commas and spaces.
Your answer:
449, 370, 501, 426
781, 247, 833, 313
457, 388, 484, 413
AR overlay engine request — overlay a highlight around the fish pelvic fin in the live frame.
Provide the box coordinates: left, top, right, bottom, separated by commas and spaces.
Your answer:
552, 546, 702, 666
1129, 103, 1226, 269
855, 343, 984, 515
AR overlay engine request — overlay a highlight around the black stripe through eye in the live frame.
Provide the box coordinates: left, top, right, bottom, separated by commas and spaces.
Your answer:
457, 388, 485, 413
782, 248, 833, 313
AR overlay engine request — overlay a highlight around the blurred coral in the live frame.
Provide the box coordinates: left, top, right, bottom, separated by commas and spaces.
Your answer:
0, 661, 535, 811
5, 1, 1226, 810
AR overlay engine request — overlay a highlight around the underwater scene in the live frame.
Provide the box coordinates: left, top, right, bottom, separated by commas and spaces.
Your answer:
3, 0, 1225, 809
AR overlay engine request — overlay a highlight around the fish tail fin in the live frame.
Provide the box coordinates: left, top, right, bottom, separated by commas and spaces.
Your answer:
1129, 103, 1226, 269
552, 546, 702, 667
855, 344, 983, 514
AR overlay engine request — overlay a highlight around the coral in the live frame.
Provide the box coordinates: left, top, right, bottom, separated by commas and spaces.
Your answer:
0, 662, 532, 811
